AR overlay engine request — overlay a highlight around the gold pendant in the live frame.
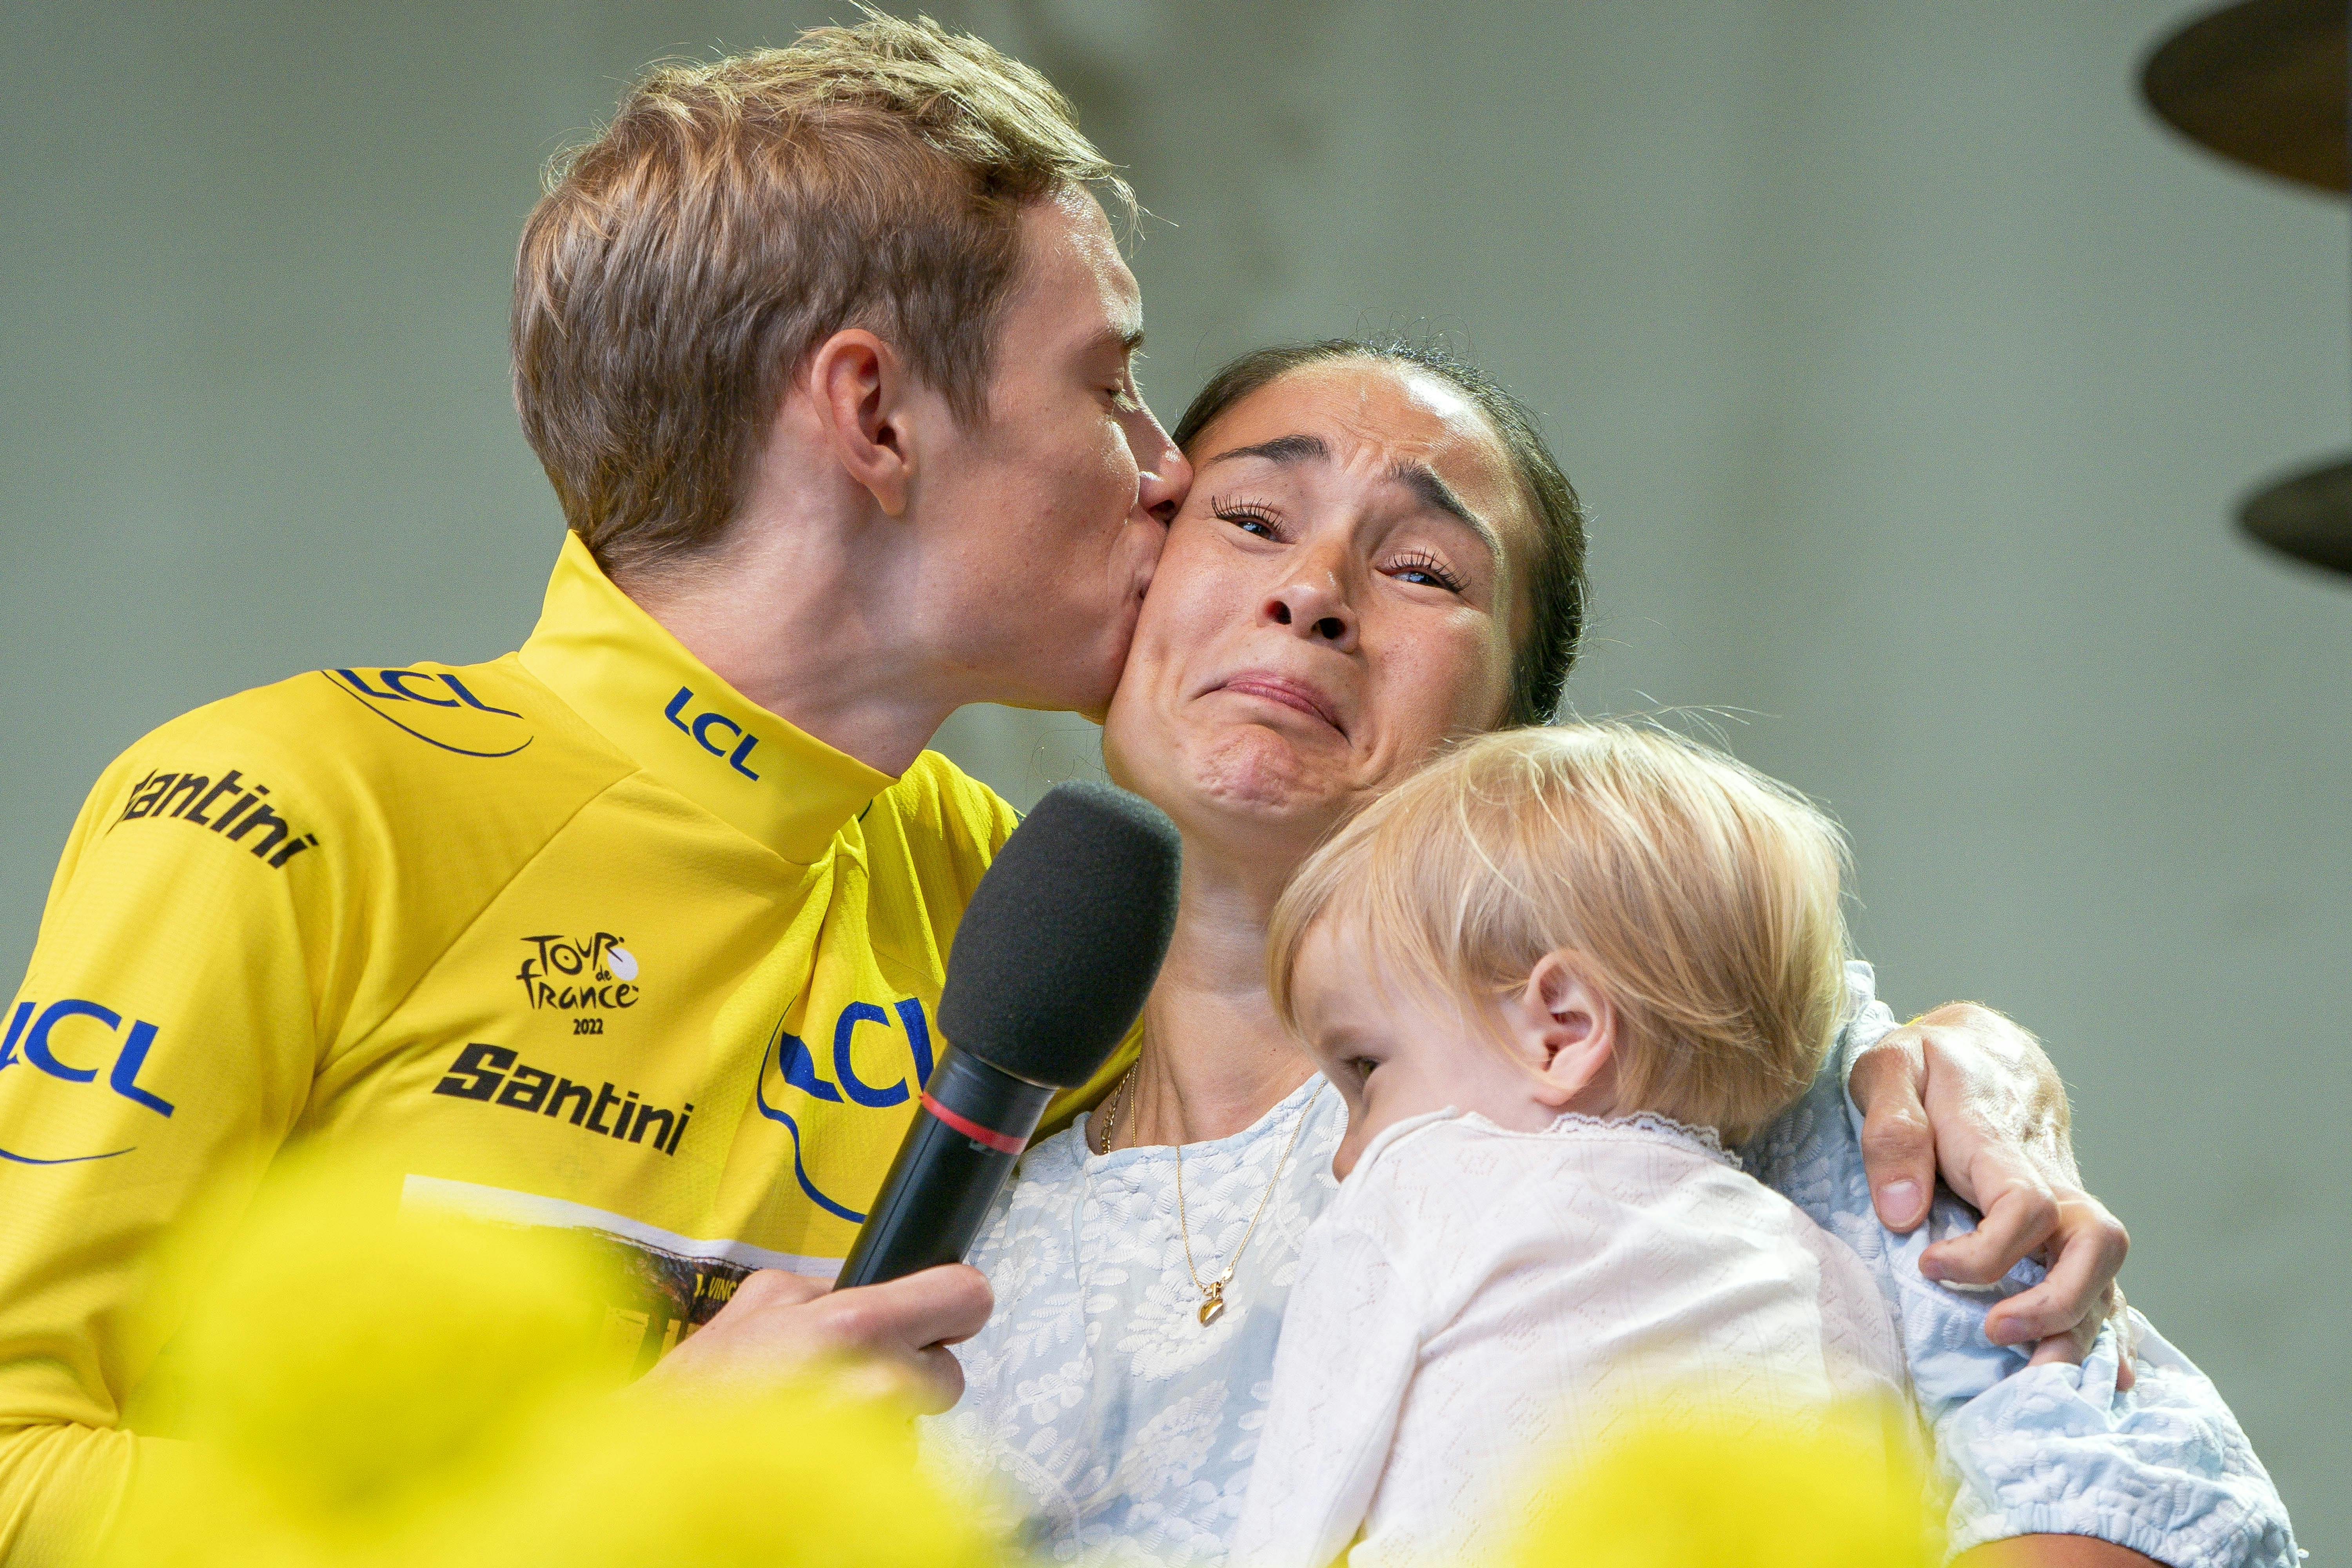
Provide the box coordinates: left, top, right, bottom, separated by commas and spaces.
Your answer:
1198, 1283, 1226, 1326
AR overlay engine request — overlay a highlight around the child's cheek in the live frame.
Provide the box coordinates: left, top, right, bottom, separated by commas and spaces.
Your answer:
1330, 1103, 1372, 1180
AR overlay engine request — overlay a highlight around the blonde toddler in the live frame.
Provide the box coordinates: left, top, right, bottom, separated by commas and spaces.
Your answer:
1231, 724, 1911, 1568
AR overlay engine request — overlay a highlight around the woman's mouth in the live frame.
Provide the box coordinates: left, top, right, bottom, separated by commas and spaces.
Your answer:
1217, 673, 1345, 735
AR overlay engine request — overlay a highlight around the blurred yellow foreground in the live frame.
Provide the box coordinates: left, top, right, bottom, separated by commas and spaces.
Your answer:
98, 1160, 1939, 1568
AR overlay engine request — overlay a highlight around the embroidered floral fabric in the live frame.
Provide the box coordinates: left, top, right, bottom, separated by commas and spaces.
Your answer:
929, 1074, 1345, 1564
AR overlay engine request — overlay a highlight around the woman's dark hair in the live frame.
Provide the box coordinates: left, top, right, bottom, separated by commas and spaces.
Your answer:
1170, 338, 1588, 727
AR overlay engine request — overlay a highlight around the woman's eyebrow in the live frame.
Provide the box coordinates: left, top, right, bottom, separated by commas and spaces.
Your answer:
1390, 461, 1504, 574
1205, 432, 1327, 467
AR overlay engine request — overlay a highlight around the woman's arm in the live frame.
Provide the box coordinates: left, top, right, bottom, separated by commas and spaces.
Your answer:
1925, 1310, 2297, 1567
1744, 964, 2299, 1566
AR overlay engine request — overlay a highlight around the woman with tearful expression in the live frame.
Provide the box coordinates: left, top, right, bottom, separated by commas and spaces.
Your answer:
927, 341, 2288, 1568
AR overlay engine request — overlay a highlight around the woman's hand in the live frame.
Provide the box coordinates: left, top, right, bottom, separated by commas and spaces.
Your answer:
1847, 1004, 2133, 1382
632, 1263, 993, 1413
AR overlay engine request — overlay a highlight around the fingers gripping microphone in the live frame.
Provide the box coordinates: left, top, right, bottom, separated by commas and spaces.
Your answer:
834, 780, 1181, 1289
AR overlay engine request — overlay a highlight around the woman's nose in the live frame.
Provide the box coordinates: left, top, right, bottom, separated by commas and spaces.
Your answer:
1263, 572, 1357, 650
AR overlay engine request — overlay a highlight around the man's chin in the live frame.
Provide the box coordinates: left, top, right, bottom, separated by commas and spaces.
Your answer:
1072, 670, 1122, 725
1069, 639, 1137, 725
991, 622, 1132, 722
996, 665, 1121, 724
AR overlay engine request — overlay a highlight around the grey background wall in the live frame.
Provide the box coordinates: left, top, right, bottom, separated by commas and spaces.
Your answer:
4, 0, 2343, 1550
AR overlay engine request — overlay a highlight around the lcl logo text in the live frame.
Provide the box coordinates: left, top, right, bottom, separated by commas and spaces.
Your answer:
772, 998, 935, 1109
665, 688, 762, 781
335, 668, 521, 715
0, 999, 176, 1117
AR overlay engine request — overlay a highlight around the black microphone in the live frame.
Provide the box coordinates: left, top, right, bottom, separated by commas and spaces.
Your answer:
833, 779, 1181, 1289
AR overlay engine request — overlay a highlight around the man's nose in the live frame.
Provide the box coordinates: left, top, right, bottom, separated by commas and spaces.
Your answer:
1134, 410, 1191, 526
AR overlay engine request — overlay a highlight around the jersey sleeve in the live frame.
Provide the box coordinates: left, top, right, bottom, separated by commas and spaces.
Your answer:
0, 729, 336, 1564
1231, 1217, 1423, 1568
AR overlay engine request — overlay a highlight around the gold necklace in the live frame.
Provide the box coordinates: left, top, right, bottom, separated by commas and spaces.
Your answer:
1175, 1082, 1325, 1327
1093, 1063, 1139, 1156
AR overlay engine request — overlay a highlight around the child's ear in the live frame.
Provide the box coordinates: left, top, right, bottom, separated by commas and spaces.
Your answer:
1509, 951, 1617, 1109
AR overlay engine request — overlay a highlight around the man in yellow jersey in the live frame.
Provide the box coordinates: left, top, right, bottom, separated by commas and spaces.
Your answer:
0, 20, 1185, 1561
0, 15, 2128, 1567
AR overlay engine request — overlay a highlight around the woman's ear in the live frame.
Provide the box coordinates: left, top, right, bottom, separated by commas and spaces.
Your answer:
808, 328, 918, 518
1507, 951, 1617, 1110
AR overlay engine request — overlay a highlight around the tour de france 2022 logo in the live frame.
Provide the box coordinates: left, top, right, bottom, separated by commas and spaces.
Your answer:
516, 933, 642, 1035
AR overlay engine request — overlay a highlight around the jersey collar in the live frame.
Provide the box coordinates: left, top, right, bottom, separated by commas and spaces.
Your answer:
519, 532, 895, 865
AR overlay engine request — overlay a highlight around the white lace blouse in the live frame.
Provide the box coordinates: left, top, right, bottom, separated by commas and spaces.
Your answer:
928, 1073, 1345, 1564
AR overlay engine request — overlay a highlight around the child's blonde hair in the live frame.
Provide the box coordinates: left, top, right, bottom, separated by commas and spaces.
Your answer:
1267, 724, 1852, 1145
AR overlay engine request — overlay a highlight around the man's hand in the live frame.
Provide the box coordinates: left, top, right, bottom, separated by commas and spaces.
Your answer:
633, 1263, 992, 1414
1848, 1004, 2132, 1382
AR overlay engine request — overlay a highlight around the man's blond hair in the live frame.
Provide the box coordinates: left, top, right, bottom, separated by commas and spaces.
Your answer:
1268, 725, 1852, 1145
512, 13, 1130, 576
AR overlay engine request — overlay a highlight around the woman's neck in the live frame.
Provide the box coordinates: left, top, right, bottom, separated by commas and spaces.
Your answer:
1109, 837, 1318, 1150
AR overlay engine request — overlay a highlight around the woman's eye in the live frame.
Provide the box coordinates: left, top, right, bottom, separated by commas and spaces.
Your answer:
1385, 552, 1465, 593
1212, 501, 1281, 539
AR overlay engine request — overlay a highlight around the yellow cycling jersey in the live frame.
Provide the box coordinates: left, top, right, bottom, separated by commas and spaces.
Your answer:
0, 533, 1126, 1563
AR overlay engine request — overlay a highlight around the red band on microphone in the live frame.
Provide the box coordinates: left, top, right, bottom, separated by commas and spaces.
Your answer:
922, 1091, 1027, 1156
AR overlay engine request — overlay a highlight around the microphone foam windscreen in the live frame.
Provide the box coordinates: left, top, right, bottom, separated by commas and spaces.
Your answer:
937, 780, 1183, 1087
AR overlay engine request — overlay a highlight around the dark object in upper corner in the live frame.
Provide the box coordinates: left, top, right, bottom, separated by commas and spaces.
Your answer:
2142, 0, 2348, 194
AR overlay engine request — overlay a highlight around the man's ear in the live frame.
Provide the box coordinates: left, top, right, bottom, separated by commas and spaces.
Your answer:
807, 328, 920, 519
1509, 951, 1617, 1109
